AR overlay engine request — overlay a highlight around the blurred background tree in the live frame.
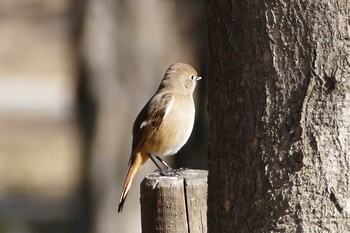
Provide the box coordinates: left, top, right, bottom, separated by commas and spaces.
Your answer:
0, 0, 207, 233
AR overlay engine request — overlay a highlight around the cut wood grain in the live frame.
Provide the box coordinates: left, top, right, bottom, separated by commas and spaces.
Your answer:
140, 169, 208, 233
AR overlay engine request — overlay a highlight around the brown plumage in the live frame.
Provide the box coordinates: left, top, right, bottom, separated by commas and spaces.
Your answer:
118, 63, 201, 212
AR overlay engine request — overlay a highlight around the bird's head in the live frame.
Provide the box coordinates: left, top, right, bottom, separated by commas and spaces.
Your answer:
161, 63, 201, 95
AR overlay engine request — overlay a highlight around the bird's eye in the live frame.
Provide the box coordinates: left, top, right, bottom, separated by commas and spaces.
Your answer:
190, 75, 195, 80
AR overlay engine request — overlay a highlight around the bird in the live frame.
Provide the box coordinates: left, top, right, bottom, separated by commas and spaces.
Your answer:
118, 63, 201, 213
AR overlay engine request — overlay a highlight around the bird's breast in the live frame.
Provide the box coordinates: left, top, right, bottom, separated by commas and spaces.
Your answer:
144, 95, 195, 156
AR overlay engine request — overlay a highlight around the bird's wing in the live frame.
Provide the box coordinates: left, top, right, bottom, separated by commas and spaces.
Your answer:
130, 92, 174, 160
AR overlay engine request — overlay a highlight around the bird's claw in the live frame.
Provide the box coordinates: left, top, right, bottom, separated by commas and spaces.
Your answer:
155, 167, 188, 176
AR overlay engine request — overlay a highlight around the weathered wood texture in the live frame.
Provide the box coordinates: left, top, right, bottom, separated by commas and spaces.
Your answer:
207, 0, 350, 232
141, 169, 207, 233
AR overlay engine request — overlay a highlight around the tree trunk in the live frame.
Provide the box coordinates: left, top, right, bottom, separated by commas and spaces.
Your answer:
207, 0, 350, 232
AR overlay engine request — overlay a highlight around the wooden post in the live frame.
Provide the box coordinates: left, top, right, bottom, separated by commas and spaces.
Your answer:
140, 169, 208, 233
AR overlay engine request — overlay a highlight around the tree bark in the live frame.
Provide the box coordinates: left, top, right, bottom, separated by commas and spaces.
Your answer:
207, 0, 350, 232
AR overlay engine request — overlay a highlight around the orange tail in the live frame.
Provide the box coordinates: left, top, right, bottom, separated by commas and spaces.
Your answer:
118, 152, 148, 213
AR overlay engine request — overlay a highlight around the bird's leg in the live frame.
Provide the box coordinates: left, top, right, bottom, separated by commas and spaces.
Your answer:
155, 156, 172, 170
147, 153, 163, 171
155, 155, 176, 176
147, 154, 175, 176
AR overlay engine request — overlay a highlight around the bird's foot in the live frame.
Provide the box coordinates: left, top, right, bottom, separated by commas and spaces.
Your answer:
160, 168, 175, 176
158, 167, 189, 176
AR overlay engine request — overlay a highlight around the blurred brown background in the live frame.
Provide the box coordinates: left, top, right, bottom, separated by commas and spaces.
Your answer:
0, 0, 207, 233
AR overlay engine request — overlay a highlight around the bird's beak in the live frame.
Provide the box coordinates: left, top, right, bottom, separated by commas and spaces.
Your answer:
195, 76, 202, 81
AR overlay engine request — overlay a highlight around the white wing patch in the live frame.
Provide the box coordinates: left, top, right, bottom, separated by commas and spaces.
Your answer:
162, 96, 174, 120
139, 95, 173, 130
140, 121, 148, 129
